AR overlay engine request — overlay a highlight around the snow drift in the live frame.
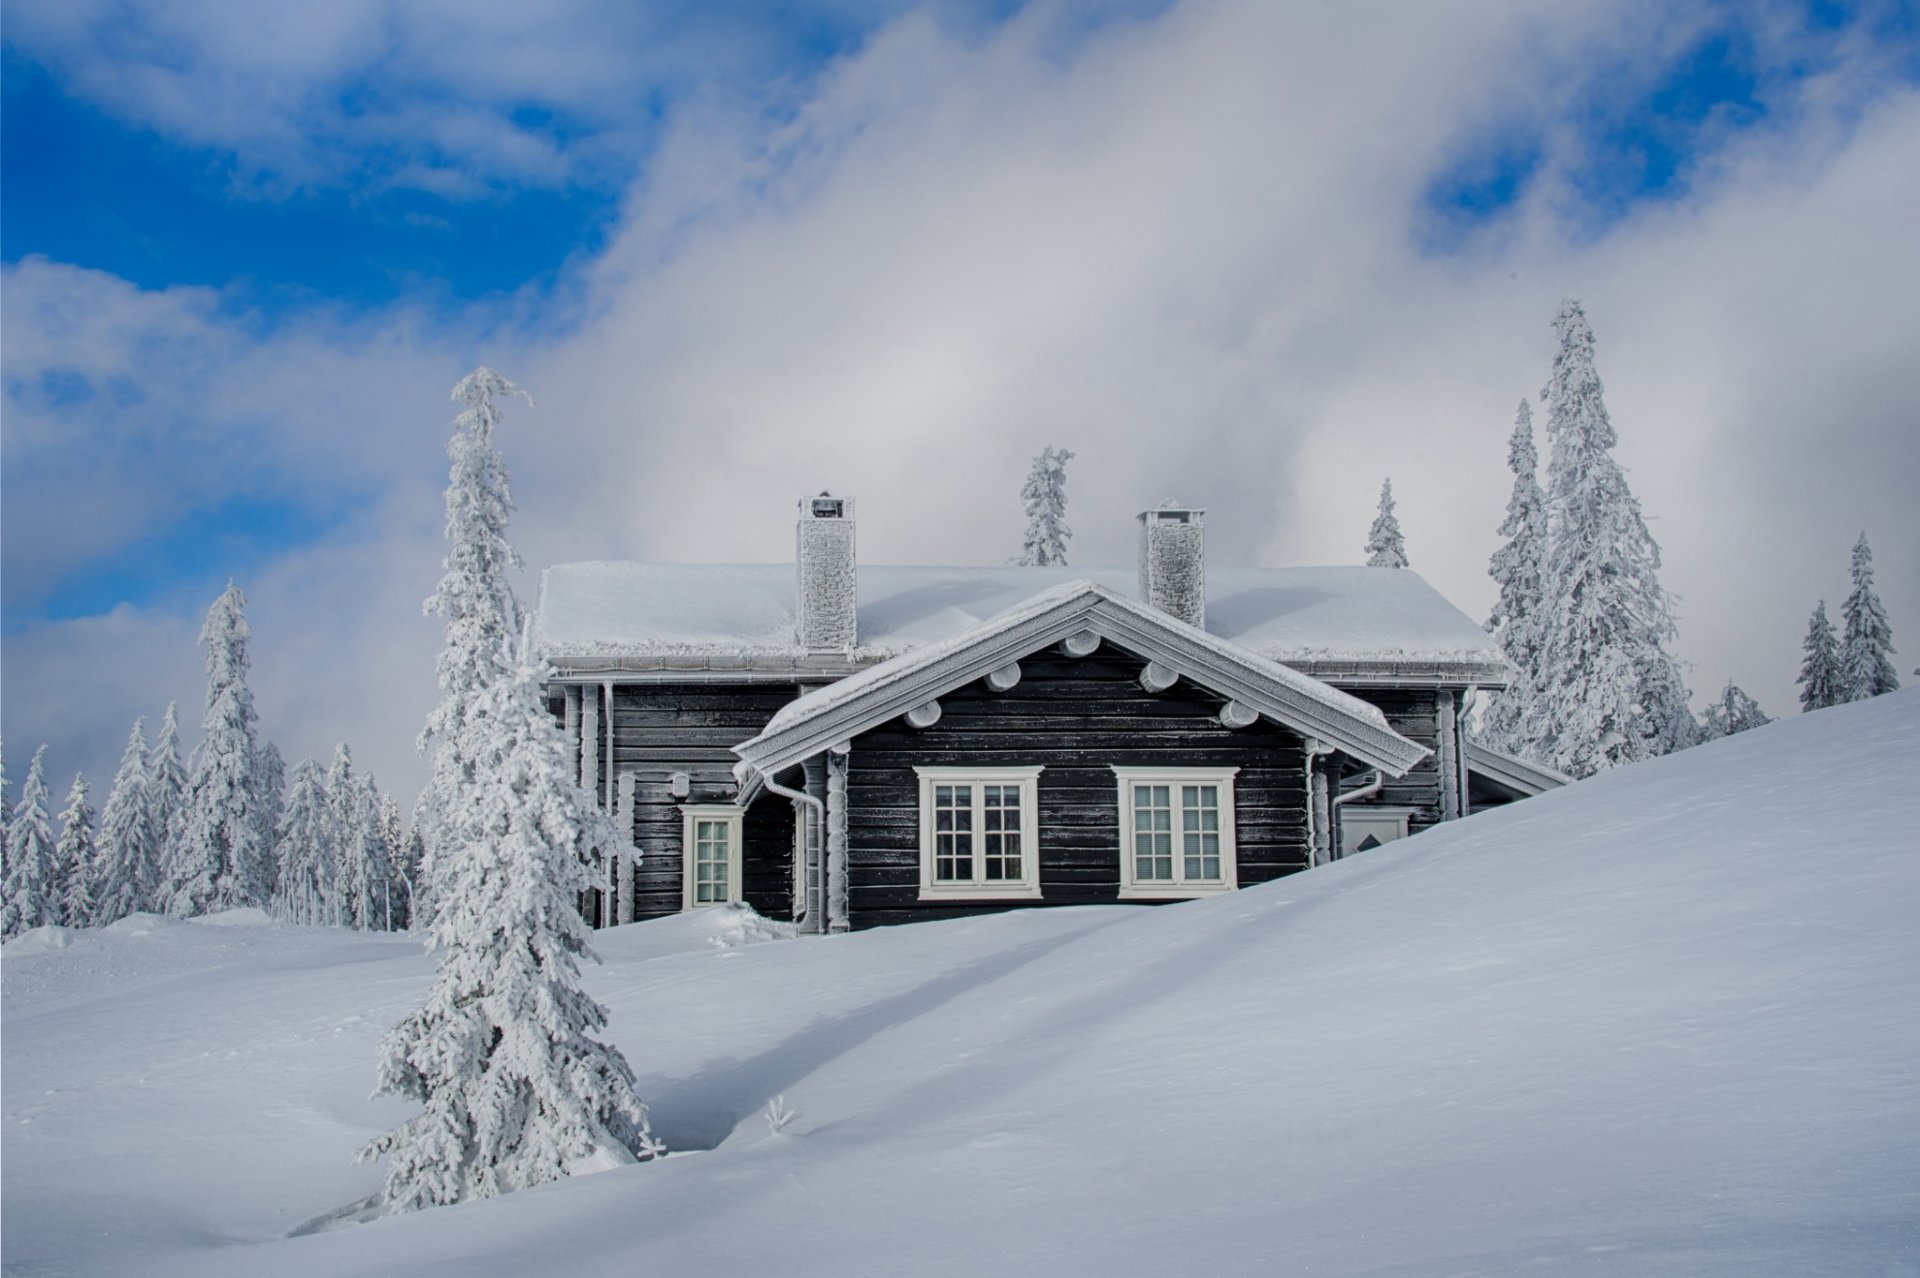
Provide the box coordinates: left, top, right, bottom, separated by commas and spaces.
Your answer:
5, 691, 1917, 1275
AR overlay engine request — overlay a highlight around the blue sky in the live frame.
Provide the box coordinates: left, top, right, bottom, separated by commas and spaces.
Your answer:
4, 0, 1918, 796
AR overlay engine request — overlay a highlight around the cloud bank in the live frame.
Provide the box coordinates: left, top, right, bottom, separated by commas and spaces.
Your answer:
4, 0, 1915, 805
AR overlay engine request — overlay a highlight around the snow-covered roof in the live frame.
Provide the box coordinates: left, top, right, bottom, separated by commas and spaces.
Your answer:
1466, 742, 1573, 798
536, 563, 1511, 685
733, 580, 1430, 780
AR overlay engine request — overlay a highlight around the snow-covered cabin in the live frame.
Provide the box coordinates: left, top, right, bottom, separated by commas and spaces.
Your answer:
534, 496, 1559, 931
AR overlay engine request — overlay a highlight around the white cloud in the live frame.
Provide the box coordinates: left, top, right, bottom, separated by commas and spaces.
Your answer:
6, 0, 1917, 805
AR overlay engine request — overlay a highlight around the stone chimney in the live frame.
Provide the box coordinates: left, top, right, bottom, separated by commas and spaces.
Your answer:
797, 493, 857, 650
1137, 502, 1206, 629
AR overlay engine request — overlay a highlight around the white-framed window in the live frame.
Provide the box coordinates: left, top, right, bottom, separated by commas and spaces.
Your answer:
914, 766, 1044, 901
1337, 805, 1417, 857
1112, 767, 1239, 899
681, 805, 744, 910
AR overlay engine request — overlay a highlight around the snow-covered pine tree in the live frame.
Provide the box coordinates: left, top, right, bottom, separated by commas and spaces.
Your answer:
361, 625, 661, 1212
166, 583, 271, 916
275, 759, 341, 926
1839, 533, 1900, 701
1796, 600, 1844, 712
1017, 446, 1074, 567
415, 369, 528, 920
377, 791, 407, 932
1525, 300, 1693, 778
95, 719, 160, 924
1699, 681, 1771, 739
1, 742, 11, 884
149, 702, 188, 865
1364, 478, 1409, 568
255, 739, 287, 885
327, 745, 370, 928
55, 775, 99, 927
2, 747, 58, 936
1478, 402, 1549, 754
398, 815, 427, 933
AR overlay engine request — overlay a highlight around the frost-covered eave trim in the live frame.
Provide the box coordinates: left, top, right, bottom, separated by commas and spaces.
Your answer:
1278, 657, 1514, 689
735, 585, 1429, 778
1465, 742, 1572, 795
542, 651, 879, 678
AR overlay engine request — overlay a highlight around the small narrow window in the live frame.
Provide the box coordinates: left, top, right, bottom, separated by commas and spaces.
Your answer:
1113, 767, 1239, 899
915, 767, 1044, 901
681, 806, 745, 910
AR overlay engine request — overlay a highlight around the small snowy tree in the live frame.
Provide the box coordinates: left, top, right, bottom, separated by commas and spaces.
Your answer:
1479, 402, 1549, 753
1017, 446, 1075, 567
360, 627, 661, 1212
1797, 600, 1844, 712
96, 720, 161, 923
1525, 300, 1692, 778
1838, 533, 1900, 701
1699, 681, 1771, 739
1364, 478, 1409, 568
256, 739, 287, 879
1, 742, 11, 884
165, 583, 272, 916
377, 791, 407, 932
2, 747, 58, 936
55, 775, 99, 927
328, 747, 390, 931
415, 369, 528, 918
275, 759, 342, 926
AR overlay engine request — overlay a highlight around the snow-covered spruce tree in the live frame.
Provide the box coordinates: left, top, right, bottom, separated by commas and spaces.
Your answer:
148, 702, 188, 868
55, 775, 99, 927
1839, 533, 1900, 701
327, 745, 377, 929
361, 626, 661, 1212
165, 583, 272, 916
1017, 445, 1075, 567
1525, 300, 1693, 778
1364, 478, 1409, 568
1, 742, 11, 884
377, 791, 407, 932
1478, 402, 1549, 754
275, 759, 341, 926
256, 740, 287, 876
96, 719, 160, 924
1699, 681, 1771, 739
414, 369, 528, 922
1797, 600, 1844, 712
2, 747, 58, 936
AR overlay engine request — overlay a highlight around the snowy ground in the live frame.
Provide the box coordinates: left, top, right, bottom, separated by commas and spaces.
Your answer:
6, 691, 1918, 1276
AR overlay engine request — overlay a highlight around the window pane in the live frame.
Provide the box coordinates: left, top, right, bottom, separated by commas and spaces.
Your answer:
1180, 786, 1221, 881
694, 818, 730, 903
1134, 784, 1173, 880
982, 784, 1021, 881
935, 784, 973, 881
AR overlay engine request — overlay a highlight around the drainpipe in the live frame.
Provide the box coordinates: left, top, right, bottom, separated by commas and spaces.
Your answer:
756, 766, 825, 934
1329, 770, 1384, 862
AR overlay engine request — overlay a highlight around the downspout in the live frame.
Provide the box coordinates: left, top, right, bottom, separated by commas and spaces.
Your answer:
603, 680, 617, 930
755, 765, 825, 934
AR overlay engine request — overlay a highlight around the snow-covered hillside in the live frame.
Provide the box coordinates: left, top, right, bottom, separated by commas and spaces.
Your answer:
6, 692, 1917, 1276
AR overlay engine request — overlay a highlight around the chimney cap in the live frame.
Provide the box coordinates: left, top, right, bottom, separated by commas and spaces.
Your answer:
1138, 500, 1206, 523
801, 493, 853, 520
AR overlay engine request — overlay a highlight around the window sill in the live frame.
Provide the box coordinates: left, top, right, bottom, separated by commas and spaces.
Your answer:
1117, 882, 1235, 900
917, 884, 1045, 902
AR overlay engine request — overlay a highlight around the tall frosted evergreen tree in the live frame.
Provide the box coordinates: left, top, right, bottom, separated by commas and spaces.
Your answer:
55, 775, 98, 927
415, 369, 527, 918
1, 742, 12, 883
149, 702, 188, 859
329, 745, 389, 931
1699, 681, 1771, 739
1525, 299, 1693, 777
2, 747, 58, 936
377, 792, 407, 932
97, 719, 161, 923
1017, 446, 1075, 567
1364, 478, 1409, 568
1839, 533, 1899, 701
1480, 402, 1548, 751
1797, 600, 1844, 712
166, 583, 272, 916
275, 759, 341, 927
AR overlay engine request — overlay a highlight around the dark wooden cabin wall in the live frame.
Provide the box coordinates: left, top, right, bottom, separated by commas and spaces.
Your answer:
842, 647, 1311, 930
598, 683, 801, 922
1334, 686, 1448, 833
